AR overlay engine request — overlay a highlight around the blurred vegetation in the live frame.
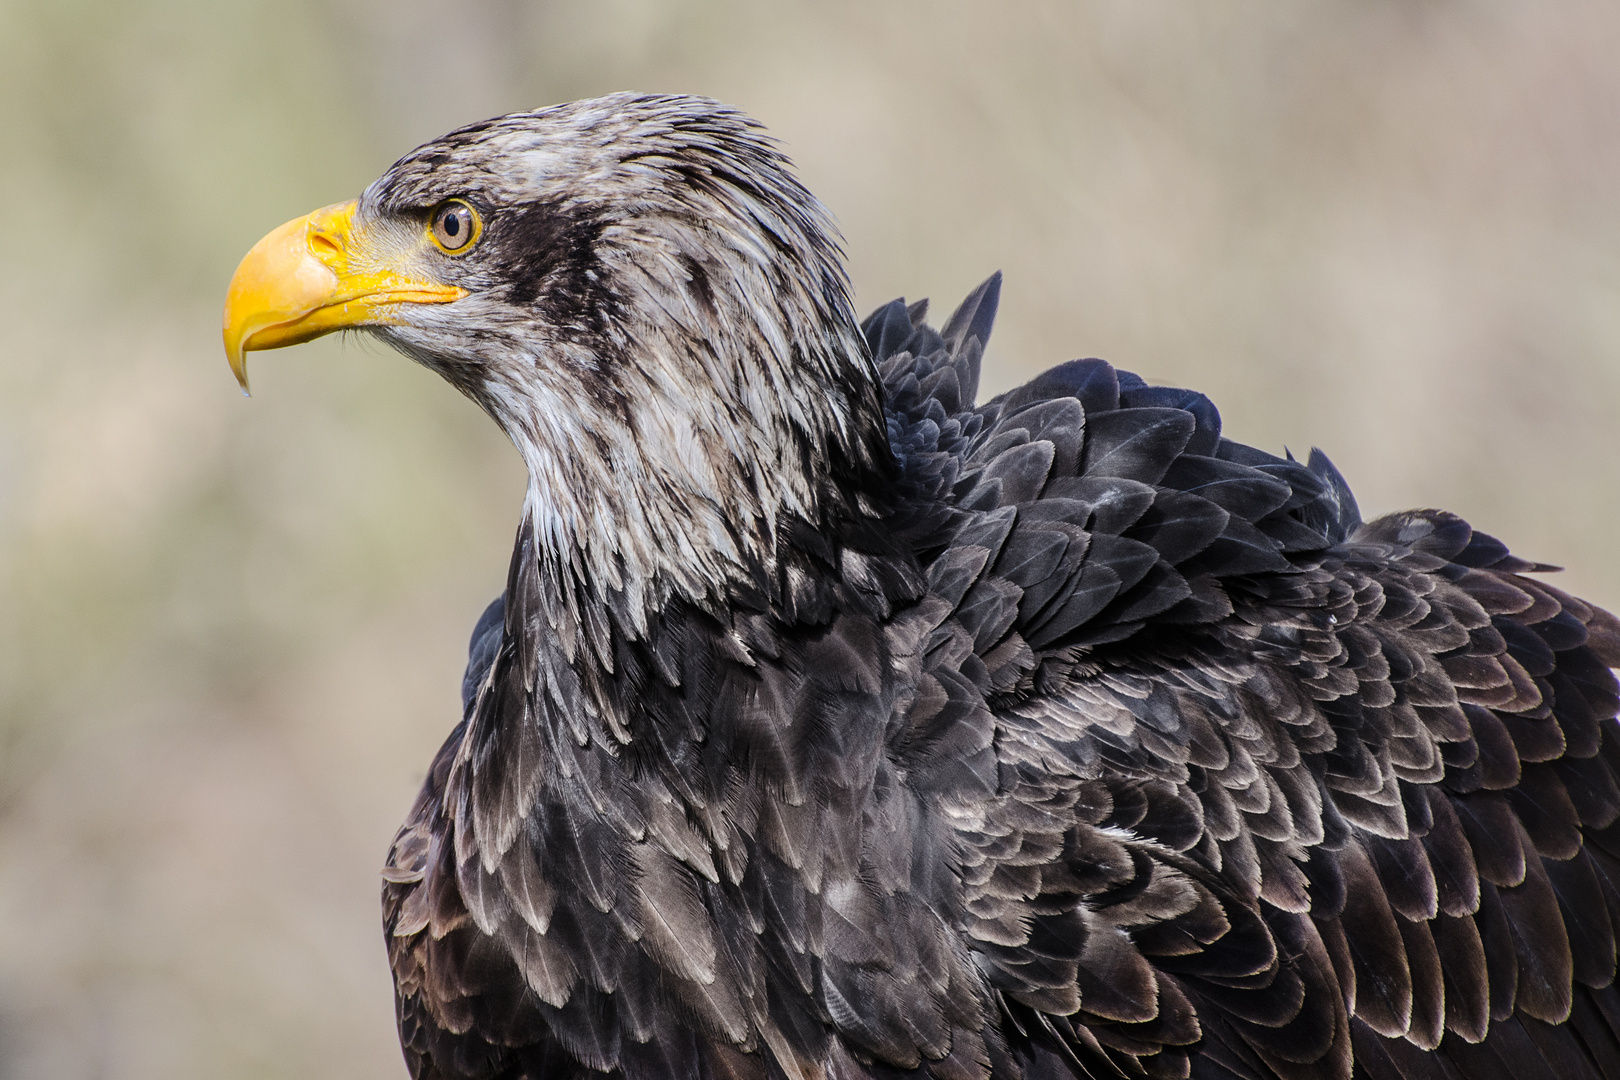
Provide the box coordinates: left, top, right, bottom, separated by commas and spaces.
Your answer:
1, 1, 1617, 1077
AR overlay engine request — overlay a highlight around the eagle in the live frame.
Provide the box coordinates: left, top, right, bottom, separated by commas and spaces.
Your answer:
222, 93, 1620, 1080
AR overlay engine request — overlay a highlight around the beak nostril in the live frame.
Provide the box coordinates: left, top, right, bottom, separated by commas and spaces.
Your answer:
308, 231, 341, 259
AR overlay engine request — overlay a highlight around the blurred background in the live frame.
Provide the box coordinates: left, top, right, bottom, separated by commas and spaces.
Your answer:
2, 1, 1619, 1076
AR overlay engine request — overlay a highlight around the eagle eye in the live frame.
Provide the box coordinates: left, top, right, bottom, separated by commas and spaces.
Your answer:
429, 200, 481, 254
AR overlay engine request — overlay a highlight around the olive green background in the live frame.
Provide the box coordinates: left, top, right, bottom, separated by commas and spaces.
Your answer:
2, 2, 1618, 1077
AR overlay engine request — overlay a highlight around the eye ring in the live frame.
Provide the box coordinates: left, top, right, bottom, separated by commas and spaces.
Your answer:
429, 199, 481, 254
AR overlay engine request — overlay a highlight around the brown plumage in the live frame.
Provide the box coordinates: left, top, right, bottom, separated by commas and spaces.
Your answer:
226, 93, 1620, 1079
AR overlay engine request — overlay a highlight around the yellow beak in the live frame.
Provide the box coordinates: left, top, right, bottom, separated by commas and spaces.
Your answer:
221, 199, 466, 392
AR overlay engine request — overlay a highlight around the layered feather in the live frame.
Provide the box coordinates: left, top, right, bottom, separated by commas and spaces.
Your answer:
351, 96, 1620, 1080
380, 277, 1620, 1080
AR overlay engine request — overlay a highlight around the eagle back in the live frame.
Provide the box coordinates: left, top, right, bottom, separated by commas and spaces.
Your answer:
869, 276, 1620, 1080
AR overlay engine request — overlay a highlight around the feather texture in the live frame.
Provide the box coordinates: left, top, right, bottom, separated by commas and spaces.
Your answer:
305, 95, 1620, 1080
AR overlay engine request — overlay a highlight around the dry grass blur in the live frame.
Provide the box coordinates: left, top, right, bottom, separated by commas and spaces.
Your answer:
1, 1, 1618, 1076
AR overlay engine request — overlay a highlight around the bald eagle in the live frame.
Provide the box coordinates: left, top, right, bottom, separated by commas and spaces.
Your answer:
223, 93, 1620, 1080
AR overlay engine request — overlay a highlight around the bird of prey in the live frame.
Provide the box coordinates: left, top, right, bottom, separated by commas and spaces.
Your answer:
222, 93, 1620, 1080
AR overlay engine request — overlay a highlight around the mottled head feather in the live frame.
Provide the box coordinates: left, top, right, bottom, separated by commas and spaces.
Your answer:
359, 93, 890, 622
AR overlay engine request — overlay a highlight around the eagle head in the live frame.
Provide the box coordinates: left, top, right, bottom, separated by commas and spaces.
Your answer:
224, 93, 892, 613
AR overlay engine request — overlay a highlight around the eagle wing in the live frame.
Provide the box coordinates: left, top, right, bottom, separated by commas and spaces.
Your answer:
874, 277, 1620, 1080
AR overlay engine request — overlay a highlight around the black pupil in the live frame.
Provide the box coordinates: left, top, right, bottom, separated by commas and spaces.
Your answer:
443, 211, 461, 238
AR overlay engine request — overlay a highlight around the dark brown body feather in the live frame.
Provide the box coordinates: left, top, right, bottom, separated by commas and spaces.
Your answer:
381, 274, 1620, 1080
